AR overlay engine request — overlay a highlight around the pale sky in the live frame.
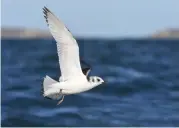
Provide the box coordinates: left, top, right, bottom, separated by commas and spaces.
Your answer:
1, 0, 179, 37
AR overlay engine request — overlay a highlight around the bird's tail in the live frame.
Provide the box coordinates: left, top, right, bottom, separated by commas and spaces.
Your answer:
42, 75, 58, 96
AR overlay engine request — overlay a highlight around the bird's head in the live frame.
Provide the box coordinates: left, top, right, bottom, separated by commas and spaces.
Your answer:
88, 76, 105, 87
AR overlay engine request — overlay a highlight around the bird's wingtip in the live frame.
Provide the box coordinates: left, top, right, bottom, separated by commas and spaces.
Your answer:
43, 6, 50, 13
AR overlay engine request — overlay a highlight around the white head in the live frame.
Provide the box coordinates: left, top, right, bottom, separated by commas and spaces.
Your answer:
88, 76, 105, 87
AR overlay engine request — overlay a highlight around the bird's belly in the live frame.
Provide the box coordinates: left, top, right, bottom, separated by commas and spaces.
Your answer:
61, 84, 91, 95
59, 78, 91, 95
61, 88, 87, 95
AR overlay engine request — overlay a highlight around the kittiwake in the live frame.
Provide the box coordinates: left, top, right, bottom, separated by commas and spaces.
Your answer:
42, 6, 105, 105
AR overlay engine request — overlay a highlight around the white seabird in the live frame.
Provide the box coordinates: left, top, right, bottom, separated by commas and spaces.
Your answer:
42, 7, 105, 105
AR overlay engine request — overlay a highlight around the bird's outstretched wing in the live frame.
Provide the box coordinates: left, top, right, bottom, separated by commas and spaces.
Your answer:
43, 7, 83, 81
80, 59, 91, 76
82, 67, 91, 76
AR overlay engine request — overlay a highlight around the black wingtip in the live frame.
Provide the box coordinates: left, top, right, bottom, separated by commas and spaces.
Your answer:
43, 6, 51, 14
43, 6, 48, 11
43, 7, 47, 15
82, 67, 90, 76
42, 6, 50, 25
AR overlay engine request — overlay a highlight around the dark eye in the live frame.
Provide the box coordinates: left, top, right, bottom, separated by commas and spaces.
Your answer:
97, 78, 100, 82
92, 78, 95, 82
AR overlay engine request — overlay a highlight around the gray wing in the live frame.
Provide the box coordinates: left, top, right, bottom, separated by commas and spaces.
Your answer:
43, 7, 84, 81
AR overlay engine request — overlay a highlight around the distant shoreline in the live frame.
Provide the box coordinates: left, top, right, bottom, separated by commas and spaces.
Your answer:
1, 27, 179, 39
1, 27, 51, 39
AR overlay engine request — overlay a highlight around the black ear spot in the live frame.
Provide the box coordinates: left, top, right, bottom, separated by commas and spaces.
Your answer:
97, 78, 100, 82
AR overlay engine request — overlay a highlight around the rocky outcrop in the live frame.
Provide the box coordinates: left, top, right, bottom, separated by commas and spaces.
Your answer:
151, 28, 179, 38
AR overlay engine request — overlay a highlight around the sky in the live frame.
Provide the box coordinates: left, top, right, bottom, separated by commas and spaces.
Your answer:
1, 0, 179, 38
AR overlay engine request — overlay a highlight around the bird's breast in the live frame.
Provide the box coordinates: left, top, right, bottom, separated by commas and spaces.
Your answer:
61, 83, 92, 95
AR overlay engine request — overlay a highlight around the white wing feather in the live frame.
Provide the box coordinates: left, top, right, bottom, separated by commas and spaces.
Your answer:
43, 7, 83, 81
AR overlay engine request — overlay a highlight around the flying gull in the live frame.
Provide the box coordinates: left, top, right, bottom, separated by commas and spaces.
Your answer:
42, 6, 105, 105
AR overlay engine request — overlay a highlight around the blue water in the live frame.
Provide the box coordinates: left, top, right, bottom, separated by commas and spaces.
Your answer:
2, 38, 179, 126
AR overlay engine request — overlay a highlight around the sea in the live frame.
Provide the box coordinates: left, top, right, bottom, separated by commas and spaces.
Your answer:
1, 38, 179, 127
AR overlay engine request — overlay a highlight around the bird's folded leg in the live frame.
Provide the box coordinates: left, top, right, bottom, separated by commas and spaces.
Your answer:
57, 89, 64, 105
57, 95, 64, 105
